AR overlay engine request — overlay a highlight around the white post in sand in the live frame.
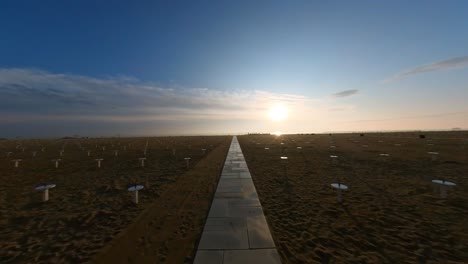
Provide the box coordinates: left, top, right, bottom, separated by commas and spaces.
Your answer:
52, 159, 61, 168
428, 152, 439, 161
114, 150, 119, 156
172, 148, 176, 156
128, 185, 144, 204
41, 147, 45, 152
184, 157, 191, 168
32, 151, 37, 157
59, 150, 64, 157
87, 150, 91, 157
280, 156, 288, 176
12, 159, 22, 168
95, 158, 103, 168
431, 180, 456, 199
143, 149, 147, 156
202, 148, 206, 155
35, 184, 56, 202
378, 153, 389, 179
139, 157, 146, 167
331, 183, 348, 202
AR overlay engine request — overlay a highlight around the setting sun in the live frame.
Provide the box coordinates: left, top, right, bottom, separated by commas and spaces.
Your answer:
268, 104, 288, 122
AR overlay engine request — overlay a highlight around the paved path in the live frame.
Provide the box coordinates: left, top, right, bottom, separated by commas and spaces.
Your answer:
194, 136, 281, 264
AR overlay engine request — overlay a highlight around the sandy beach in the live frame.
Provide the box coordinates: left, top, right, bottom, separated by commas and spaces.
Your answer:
238, 132, 468, 263
0, 136, 231, 263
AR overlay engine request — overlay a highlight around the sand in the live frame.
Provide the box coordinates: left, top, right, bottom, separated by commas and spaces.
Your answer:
0, 136, 231, 263
238, 132, 468, 263
2, 132, 467, 263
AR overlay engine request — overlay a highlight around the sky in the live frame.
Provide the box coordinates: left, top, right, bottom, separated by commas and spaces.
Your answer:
1, 0, 468, 137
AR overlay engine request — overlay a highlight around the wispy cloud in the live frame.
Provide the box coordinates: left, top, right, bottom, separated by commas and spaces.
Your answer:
332, 89, 358, 98
347, 111, 468, 123
0, 68, 321, 136
387, 55, 468, 82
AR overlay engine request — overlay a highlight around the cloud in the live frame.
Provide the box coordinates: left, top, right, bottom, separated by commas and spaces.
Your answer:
347, 111, 468, 123
387, 55, 468, 82
0, 68, 321, 137
332, 89, 358, 98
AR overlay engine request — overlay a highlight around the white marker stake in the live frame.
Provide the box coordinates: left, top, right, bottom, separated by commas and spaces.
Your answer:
281, 156, 288, 176
102, 146, 106, 151
87, 150, 91, 157
60, 150, 64, 157
114, 150, 119, 156
35, 184, 56, 202
172, 149, 176, 156
202, 148, 206, 155
128, 185, 144, 204
428, 152, 439, 161
13, 159, 22, 168
331, 183, 348, 202
184, 157, 191, 168
52, 159, 61, 168
432, 180, 456, 199
139, 158, 146, 167
41, 147, 45, 152
32, 151, 37, 157
95, 159, 103, 168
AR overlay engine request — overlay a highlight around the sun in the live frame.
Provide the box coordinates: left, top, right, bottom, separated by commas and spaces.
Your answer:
268, 104, 288, 122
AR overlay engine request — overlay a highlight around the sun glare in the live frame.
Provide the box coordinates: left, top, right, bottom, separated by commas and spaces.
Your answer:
268, 104, 288, 122
272, 131, 283, 136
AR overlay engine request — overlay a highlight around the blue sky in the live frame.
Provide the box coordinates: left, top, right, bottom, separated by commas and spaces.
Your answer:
1, 0, 468, 137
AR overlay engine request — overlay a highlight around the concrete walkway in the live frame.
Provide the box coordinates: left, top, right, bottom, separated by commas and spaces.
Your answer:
194, 136, 281, 264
